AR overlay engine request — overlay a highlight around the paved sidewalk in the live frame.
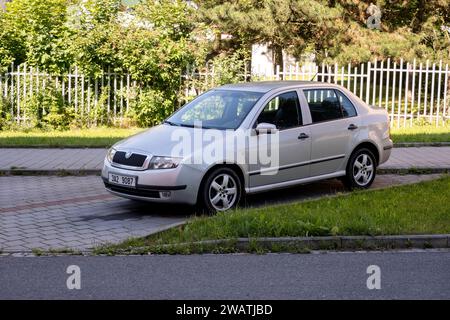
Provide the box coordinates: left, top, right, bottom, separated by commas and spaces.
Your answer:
0, 147, 449, 172
0, 148, 106, 171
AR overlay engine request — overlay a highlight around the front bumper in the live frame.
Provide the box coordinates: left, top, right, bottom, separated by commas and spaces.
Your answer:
102, 160, 202, 205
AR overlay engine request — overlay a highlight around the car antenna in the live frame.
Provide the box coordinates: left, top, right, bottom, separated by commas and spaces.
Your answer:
309, 71, 318, 81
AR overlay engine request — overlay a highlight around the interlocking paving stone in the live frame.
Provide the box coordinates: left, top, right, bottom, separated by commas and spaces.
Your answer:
379, 147, 450, 169
0, 175, 189, 252
1, 147, 450, 172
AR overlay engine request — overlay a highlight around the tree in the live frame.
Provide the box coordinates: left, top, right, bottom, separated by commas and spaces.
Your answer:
67, 0, 123, 76
0, 0, 73, 72
196, 0, 341, 71
195, 0, 450, 67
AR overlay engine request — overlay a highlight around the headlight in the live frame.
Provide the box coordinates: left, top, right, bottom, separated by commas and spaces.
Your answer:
106, 148, 116, 163
148, 156, 182, 169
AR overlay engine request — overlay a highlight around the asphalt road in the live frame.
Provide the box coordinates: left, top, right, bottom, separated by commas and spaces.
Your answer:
1, 250, 449, 299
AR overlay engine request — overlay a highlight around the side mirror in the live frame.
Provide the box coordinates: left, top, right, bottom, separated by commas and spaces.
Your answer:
255, 122, 277, 135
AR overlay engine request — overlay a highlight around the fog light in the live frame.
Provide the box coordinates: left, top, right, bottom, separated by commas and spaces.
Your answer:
160, 191, 171, 199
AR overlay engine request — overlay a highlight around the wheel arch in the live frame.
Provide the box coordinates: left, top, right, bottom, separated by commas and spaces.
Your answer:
197, 163, 246, 202
350, 141, 380, 166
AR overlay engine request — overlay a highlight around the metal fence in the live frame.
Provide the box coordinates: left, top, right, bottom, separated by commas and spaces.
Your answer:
1, 59, 450, 127
0, 64, 138, 126
184, 59, 450, 127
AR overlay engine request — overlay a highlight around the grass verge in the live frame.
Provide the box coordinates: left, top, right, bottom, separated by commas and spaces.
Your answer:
0, 127, 144, 148
94, 175, 450, 255
0, 125, 448, 148
390, 126, 450, 143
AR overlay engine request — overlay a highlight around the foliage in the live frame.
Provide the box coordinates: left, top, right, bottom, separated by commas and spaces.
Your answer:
24, 82, 74, 130
196, 0, 450, 66
0, 96, 12, 130
0, 0, 73, 73
67, 0, 123, 77
129, 88, 176, 127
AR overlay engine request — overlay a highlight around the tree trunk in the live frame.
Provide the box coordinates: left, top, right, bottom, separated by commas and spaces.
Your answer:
272, 44, 284, 78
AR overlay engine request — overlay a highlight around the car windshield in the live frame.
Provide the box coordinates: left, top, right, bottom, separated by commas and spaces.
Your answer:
165, 90, 263, 130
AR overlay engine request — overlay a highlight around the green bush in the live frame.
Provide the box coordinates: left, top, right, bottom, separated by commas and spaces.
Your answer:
0, 96, 12, 130
24, 83, 74, 130
130, 89, 176, 127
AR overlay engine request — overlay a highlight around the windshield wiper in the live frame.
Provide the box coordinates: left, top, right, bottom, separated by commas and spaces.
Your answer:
163, 120, 180, 126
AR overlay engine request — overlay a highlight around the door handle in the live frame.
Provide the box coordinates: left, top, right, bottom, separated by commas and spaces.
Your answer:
348, 124, 358, 130
298, 133, 309, 140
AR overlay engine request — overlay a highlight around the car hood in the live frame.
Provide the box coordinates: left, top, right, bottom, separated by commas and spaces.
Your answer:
113, 124, 230, 158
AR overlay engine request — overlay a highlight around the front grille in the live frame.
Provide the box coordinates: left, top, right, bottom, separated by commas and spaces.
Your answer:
104, 182, 160, 198
113, 151, 147, 167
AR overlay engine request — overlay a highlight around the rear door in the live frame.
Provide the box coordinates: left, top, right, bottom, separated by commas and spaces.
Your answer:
300, 88, 361, 177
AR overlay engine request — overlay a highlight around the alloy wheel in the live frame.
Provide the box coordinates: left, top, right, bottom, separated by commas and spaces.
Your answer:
352, 153, 374, 187
208, 173, 238, 211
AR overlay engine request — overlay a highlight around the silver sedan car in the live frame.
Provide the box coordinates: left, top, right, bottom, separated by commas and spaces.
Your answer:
102, 81, 393, 213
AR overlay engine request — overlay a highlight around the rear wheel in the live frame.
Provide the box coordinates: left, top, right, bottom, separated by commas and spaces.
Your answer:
342, 148, 376, 190
199, 167, 242, 214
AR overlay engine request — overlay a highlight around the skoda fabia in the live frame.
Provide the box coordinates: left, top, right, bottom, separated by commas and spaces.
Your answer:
102, 81, 393, 213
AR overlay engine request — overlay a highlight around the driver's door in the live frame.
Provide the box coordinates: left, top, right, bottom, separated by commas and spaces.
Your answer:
248, 90, 311, 188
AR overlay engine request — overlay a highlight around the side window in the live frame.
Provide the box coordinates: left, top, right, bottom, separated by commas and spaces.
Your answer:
336, 90, 357, 117
304, 89, 342, 123
256, 91, 302, 129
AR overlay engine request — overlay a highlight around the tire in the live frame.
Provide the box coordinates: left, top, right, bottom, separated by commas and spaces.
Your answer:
341, 148, 377, 190
199, 167, 242, 214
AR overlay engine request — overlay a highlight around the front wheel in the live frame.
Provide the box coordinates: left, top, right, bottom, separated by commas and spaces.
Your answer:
200, 168, 242, 214
341, 148, 376, 190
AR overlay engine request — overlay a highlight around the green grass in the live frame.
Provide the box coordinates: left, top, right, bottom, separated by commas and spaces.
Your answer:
390, 126, 450, 143
0, 125, 448, 148
95, 176, 450, 255
0, 127, 144, 148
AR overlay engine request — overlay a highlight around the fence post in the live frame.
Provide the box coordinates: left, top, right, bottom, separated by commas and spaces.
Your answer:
443, 64, 449, 122
378, 60, 384, 108
417, 62, 423, 119
390, 61, 397, 125
410, 59, 416, 126
16, 64, 20, 124
75, 66, 78, 114
403, 62, 410, 127
372, 58, 377, 106
424, 60, 429, 118
385, 58, 390, 111
436, 60, 443, 126
365, 61, 371, 104
10, 63, 14, 120
397, 59, 404, 127
429, 62, 436, 123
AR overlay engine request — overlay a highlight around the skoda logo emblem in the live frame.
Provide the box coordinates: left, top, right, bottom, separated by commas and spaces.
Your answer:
125, 152, 132, 159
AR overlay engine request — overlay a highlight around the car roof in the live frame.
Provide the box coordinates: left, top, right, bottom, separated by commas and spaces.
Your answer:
217, 81, 333, 93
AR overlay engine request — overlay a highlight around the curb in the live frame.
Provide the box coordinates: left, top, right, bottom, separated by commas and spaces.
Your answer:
0, 169, 101, 176
377, 167, 450, 174
156, 234, 450, 252
394, 142, 450, 148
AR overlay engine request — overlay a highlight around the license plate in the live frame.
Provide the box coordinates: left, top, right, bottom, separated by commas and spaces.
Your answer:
108, 173, 137, 188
